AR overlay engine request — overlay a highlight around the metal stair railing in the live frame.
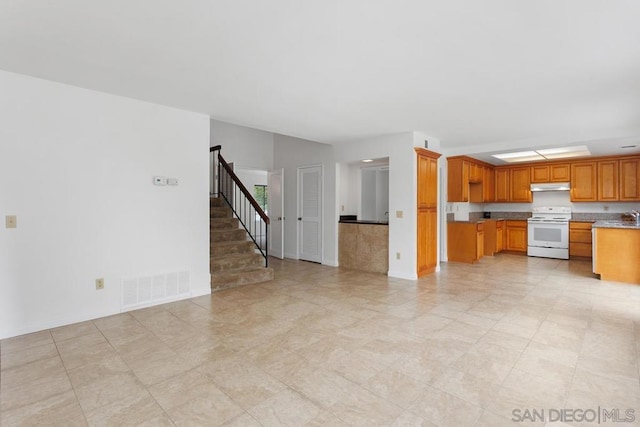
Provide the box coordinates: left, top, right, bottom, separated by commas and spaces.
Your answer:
210, 145, 269, 267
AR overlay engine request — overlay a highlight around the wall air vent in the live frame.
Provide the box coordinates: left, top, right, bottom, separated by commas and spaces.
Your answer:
121, 271, 190, 310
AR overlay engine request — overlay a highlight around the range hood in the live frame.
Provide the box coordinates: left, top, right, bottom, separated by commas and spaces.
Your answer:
530, 182, 571, 192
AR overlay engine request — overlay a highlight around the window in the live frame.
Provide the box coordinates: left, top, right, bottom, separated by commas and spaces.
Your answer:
254, 185, 267, 212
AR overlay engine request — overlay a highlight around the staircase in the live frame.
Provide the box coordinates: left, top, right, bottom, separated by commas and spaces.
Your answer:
210, 197, 274, 291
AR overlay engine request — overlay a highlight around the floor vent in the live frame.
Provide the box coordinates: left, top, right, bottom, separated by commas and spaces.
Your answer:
121, 271, 190, 310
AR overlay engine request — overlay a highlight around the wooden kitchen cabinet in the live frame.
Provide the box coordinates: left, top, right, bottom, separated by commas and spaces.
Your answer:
570, 161, 597, 202
593, 227, 640, 284
597, 160, 619, 201
483, 219, 504, 256
531, 163, 570, 183
619, 157, 640, 201
469, 162, 482, 183
447, 157, 468, 202
510, 167, 532, 202
569, 221, 593, 258
483, 167, 495, 202
495, 168, 510, 202
504, 220, 527, 252
416, 148, 441, 277
448, 221, 484, 263
550, 164, 571, 182
495, 220, 504, 253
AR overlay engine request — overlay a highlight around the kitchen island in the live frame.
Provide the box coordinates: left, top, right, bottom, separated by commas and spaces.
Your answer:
338, 221, 388, 274
592, 221, 640, 284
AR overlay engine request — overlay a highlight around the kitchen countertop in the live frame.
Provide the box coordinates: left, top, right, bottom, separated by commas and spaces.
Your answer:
592, 220, 640, 229
339, 219, 389, 225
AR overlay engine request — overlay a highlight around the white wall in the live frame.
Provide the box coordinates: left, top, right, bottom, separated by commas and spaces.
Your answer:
338, 163, 360, 216
334, 133, 428, 280
0, 71, 210, 339
210, 119, 274, 170
273, 134, 337, 266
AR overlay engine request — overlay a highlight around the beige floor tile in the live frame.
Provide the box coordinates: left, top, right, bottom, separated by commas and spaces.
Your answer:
408, 385, 483, 426
282, 366, 357, 409
0, 390, 87, 427
0, 357, 72, 411
364, 368, 428, 409
50, 321, 99, 342
75, 371, 148, 412
0, 342, 59, 371
222, 412, 263, 427
130, 351, 195, 386
84, 393, 166, 427
566, 369, 640, 409
1, 330, 53, 355
2, 256, 639, 426
478, 330, 530, 353
330, 386, 404, 426
198, 358, 286, 409
55, 332, 116, 371
487, 368, 569, 420
431, 367, 503, 409
92, 312, 140, 331
67, 353, 131, 387
389, 411, 438, 427
248, 389, 321, 427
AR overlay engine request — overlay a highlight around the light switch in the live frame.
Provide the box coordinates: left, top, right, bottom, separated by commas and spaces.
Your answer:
6, 215, 16, 228
167, 178, 179, 186
153, 176, 167, 186
395, 210, 403, 219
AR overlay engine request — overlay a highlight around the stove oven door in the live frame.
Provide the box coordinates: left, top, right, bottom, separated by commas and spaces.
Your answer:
527, 220, 569, 249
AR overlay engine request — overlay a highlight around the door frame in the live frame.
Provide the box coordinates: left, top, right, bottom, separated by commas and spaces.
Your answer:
267, 168, 284, 259
297, 164, 323, 263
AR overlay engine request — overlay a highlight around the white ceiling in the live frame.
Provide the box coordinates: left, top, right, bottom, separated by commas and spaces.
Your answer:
1, 1, 639, 159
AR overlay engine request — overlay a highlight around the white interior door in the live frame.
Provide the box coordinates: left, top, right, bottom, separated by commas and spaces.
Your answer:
298, 165, 322, 263
267, 169, 284, 259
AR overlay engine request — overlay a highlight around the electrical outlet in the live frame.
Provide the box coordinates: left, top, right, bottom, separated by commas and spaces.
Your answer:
396, 252, 401, 260
603, 205, 609, 211
6, 215, 17, 228
95, 278, 104, 290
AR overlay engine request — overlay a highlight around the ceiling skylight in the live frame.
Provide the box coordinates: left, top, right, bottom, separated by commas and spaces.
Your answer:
492, 146, 591, 163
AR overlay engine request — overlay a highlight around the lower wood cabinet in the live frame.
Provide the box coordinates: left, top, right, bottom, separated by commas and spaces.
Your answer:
569, 221, 593, 258
448, 222, 484, 263
482, 219, 504, 256
504, 220, 528, 252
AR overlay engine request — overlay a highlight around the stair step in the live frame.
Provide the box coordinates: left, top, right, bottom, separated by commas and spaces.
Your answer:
210, 218, 239, 229
210, 207, 232, 219
210, 253, 264, 272
211, 228, 246, 242
210, 197, 225, 207
211, 267, 275, 292
211, 240, 255, 257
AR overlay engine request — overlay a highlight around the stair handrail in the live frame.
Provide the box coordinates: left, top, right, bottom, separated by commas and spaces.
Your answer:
210, 145, 269, 266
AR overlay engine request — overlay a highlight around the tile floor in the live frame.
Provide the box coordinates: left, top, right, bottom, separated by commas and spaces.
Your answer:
1, 254, 639, 426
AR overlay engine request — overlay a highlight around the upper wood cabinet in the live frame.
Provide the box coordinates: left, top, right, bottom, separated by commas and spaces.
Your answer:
448, 155, 638, 203
418, 151, 439, 208
447, 158, 468, 202
570, 161, 597, 202
531, 164, 570, 183
469, 163, 482, 183
483, 167, 495, 202
510, 167, 532, 202
597, 160, 619, 201
494, 168, 510, 202
619, 157, 640, 201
